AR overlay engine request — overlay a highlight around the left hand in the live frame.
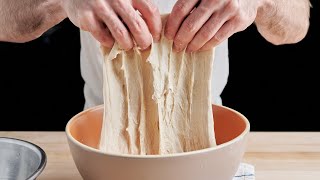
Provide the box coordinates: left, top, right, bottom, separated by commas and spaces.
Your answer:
165, 0, 263, 52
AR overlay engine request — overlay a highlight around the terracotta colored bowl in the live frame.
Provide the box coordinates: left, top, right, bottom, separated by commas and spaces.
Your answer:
66, 105, 250, 180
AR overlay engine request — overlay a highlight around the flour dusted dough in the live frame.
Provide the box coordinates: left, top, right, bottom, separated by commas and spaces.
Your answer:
99, 16, 216, 155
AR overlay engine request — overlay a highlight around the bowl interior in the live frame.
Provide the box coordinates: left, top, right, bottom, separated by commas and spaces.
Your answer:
68, 105, 248, 150
0, 138, 46, 180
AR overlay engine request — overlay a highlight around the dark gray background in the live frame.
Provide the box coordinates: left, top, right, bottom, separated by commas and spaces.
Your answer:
0, 0, 318, 131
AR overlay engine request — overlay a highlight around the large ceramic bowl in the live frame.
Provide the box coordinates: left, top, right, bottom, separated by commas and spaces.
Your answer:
66, 105, 250, 180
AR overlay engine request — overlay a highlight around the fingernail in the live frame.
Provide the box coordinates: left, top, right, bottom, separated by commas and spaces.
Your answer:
154, 35, 161, 43
187, 43, 198, 53
104, 43, 113, 49
186, 47, 193, 53
165, 30, 174, 40
173, 44, 183, 52
104, 40, 115, 49
141, 46, 151, 52
140, 45, 149, 50
199, 46, 209, 52
123, 45, 133, 51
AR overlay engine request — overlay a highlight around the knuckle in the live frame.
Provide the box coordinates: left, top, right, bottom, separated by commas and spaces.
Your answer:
197, 6, 210, 15
111, 0, 128, 13
234, 19, 247, 32
227, 0, 240, 13
78, 16, 90, 31
174, 36, 185, 47
93, 2, 106, 15
234, 13, 246, 24
113, 26, 127, 38
212, 35, 221, 44
146, 1, 159, 15
224, 0, 233, 5
131, 18, 144, 34
199, 26, 213, 40
111, 0, 124, 8
151, 6, 160, 15
127, 7, 137, 17
208, 0, 227, 8
184, 19, 197, 32
173, 0, 189, 16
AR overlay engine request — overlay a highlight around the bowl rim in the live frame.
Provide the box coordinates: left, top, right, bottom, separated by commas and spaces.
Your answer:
66, 104, 250, 159
0, 137, 47, 179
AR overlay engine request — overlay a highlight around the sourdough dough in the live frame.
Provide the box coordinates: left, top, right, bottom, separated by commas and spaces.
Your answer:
99, 16, 216, 155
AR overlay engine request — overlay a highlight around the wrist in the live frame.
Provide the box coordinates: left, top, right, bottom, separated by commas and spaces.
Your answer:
57, 0, 67, 17
255, 0, 277, 28
29, 0, 67, 40
56, 0, 68, 19
43, 0, 67, 21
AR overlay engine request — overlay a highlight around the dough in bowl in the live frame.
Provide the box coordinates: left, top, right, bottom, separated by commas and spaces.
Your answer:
99, 16, 216, 155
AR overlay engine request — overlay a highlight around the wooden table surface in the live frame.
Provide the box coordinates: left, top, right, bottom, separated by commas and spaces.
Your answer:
1, 132, 320, 180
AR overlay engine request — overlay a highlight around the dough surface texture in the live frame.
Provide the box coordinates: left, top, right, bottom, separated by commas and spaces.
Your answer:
99, 16, 216, 155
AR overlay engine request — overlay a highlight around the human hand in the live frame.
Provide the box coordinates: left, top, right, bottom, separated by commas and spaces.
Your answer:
165, 0, 263, 52
62, 0, 162, 50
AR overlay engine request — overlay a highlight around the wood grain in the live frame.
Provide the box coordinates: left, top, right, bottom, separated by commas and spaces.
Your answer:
1, 132, 319, 180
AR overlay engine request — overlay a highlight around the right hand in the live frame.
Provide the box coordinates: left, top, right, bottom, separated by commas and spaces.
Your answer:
62, 0, 162, 50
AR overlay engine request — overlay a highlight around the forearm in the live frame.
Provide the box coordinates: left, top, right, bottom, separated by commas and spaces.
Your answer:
0, 0, 66, 43
255, 0, 310, 45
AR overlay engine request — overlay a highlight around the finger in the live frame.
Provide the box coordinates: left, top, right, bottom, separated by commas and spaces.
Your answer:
112, 0, 152, 50
78, 12, 95, 32
133, 0, 162, 42
173, 1, 216, 52
199, 19, 237, 51
187, 1, 239, 52
97, 7, 133, 50
91, 21, 115, 48
164, 0, 199, 40
80, 12, 114, 47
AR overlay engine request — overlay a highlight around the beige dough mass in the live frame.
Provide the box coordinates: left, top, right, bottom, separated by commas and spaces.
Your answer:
99, 16, 216, 155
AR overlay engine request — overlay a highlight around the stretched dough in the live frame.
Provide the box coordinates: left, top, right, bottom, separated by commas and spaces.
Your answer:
99, 16, 216, 155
